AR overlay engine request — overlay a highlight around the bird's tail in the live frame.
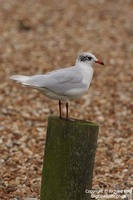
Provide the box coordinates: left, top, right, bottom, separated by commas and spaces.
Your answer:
10, 75, 30, 84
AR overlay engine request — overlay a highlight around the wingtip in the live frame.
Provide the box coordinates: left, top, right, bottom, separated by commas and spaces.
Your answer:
10, 75, 16, 80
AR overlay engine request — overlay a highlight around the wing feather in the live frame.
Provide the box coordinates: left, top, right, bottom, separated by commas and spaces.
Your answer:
25, 67, 85, 95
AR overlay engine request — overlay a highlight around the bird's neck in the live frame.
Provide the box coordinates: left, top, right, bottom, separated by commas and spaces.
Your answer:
75, 62, 94, 86
76, 62, 93, 72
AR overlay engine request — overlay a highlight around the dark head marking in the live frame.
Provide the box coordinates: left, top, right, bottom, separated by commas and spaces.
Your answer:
80, 55, 92, 62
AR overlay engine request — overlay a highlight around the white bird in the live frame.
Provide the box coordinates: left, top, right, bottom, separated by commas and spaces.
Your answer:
10, 52, 104, 119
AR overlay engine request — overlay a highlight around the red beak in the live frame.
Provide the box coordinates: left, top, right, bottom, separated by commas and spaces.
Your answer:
95, 60, 104, 65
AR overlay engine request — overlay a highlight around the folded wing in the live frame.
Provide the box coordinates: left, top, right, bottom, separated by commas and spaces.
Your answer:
11, 67, 86, 96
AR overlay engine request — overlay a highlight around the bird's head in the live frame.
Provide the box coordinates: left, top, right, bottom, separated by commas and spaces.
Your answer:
76, 52, 104, 67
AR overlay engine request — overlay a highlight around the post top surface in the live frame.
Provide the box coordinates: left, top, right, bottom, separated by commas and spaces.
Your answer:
49, 116, 99, 127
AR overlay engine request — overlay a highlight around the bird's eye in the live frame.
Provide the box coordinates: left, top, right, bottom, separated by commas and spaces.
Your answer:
86, 56, 92, 60
80, 55, 92, 62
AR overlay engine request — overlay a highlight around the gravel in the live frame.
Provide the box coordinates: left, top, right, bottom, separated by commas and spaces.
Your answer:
0, 0, 133, 199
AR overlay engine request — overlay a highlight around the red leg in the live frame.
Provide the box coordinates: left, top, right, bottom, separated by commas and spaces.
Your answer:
59, 100, 62, 118
66, 101, 69, 119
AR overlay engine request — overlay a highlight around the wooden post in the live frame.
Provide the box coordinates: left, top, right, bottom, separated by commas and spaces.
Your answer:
40, 116, 99, 200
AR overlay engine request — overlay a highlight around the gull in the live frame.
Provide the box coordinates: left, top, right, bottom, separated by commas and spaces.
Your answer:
10, 52, 104, 119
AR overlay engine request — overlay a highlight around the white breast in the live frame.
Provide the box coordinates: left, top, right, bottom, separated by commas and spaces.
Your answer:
78, 64, 94, 89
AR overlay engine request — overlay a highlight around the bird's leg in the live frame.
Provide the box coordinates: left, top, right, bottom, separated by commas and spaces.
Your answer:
66, 101, 69, 119
59, 100, 62, 119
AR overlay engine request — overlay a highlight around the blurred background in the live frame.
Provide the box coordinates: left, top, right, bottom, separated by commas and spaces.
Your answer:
0, 0, 132, 199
